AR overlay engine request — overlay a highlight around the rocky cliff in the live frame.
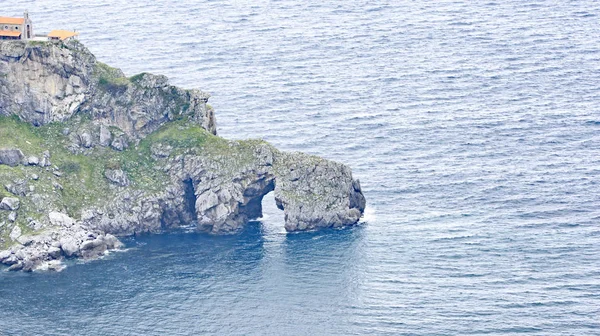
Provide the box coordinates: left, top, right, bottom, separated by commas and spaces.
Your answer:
0, 40, 365, 272
0, 40, 216, 139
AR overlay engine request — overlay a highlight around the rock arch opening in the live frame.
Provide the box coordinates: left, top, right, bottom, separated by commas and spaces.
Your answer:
183, 177, 197, 220
256, 190, 287, 232
239, 178, 276, 221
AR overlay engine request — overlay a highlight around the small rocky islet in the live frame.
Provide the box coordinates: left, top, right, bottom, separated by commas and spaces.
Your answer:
0, 40, 366, 272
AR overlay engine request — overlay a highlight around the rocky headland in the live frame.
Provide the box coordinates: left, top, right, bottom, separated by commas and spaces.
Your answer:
0, 40, 366, 271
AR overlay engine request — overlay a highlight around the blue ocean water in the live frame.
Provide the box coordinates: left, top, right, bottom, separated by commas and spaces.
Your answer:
2, 0, 600, 335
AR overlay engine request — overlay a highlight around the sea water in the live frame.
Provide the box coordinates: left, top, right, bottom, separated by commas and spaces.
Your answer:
1, 1, 599, 335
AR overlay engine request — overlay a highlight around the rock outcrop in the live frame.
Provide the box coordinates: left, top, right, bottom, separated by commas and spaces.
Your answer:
0, 40, 216, 139
0, 211, 122, 272
0, 149, 24, 167
274, 152, 366, 232
0, 40, 366, 272
0, 197, 20, 211
77, 138, 365, 236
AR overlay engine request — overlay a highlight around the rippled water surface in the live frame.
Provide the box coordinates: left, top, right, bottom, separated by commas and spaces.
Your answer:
2, 0, 600, 335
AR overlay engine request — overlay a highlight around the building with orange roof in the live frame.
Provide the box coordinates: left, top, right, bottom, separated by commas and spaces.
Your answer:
0, 11, 79, 42
0, 31, 22, 40
0, 11, 33, 40
48, 30, 79, 41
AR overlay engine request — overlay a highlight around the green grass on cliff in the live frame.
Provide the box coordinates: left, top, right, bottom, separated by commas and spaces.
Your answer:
0, 115, 273, 249
0, 115, 256, 247
27, 40, 51, 47
94, 61, 129, 94
0, 115, 172, 215
0, 115, 114, 246
93, 63, 191, 115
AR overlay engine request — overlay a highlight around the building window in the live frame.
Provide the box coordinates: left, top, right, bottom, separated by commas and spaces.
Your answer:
4, 26, 8, 30
15, 26, 19, 30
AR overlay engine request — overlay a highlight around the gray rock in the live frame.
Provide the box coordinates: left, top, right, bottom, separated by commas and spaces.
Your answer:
176, 146, 366, 234
104, 169, 130, 187
5, 181, 27, 196
0, 197, 20, 211
39, 150, 52, 167
27, 156, 39, 166
99, 125, 112, 146
3, 253, 18, 266
150, 143, 173, 158
49, 212, 75, 227
31, 174, 39, 180
0, 41, 216, 139
47, 246, 62, 259
27, 219, 43, 231
80, 234, 122, 259
110, 136, 127, 151
16, 235, 35, 246
60, 238, 80, 257
0, 149, 24, 166
273, 152, 366, 232
0, 250, 12, 262
39, 157, 51, 167
80, 238, 100, 251
81, 209, 98, 222
9, 225, 21, 241
78, 131, 93, 148
0, 213, 123, 271
0, 41, 366, 272
8, 212, 16, 222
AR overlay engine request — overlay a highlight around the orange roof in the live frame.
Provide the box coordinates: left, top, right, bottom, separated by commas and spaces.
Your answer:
0, 30, 22, 37
47, 30, 79, 41
0, 17, 24, 25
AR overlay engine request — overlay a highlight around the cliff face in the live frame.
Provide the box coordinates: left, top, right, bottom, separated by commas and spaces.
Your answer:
0, 40, 365, 272
0, 40, 216, 139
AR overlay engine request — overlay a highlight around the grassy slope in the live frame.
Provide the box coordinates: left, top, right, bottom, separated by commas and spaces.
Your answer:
0, 41, 272, 249
0, 115, 270, 248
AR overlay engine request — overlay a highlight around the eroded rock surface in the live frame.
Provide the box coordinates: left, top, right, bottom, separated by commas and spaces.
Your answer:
0, 40, 216, 139
0, 40, 365, 272
0, 212, 122, 272
0, 197, 20, 211
0, 149, 24, 167
274, 152, 366, 232
104, 169, 130, 187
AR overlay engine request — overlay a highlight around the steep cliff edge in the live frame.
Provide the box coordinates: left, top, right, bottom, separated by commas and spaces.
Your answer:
0, 40, 216, 138
0, 40, 365, 271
